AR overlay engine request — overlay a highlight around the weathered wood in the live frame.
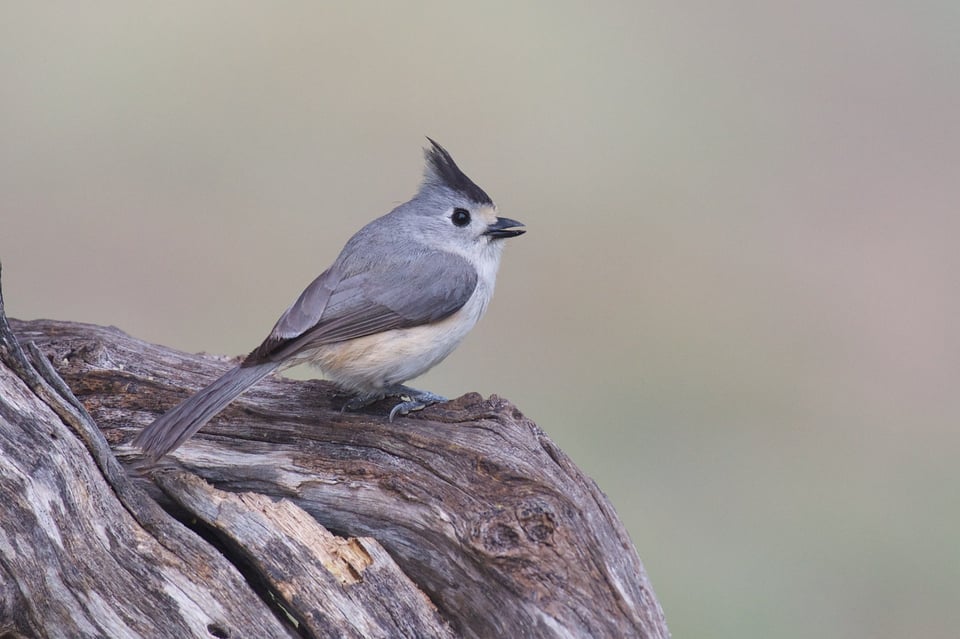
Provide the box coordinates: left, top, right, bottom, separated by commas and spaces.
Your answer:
154, 471, 456, 638
2, 307, 669, 637
0, 286, 297, 638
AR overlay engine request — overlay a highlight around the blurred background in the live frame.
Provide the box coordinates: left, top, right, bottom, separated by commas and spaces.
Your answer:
2, 2, 958, 637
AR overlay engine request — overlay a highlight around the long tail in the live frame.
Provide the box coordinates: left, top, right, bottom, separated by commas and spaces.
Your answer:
133, 362, 280, 462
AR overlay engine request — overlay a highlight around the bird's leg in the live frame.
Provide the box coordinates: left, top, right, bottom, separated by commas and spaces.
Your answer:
340, 386, 446, 420
383, 385, 447, 422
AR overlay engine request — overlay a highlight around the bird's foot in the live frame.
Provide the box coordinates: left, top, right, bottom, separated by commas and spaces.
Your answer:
385, 385, 447, 422
341, 386, 446, 421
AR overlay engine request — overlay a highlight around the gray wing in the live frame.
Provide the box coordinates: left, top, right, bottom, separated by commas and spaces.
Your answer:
244, 249, 478, 365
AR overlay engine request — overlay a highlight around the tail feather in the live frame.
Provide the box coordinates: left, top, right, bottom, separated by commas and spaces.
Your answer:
134, 362, 279, 462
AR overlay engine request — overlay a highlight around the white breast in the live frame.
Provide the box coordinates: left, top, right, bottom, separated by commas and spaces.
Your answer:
302, 237, 505, 392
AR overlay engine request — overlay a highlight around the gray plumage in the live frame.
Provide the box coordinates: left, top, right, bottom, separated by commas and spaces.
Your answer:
133, 362, 279, 460
134, 139, 524, 463
245, 229, 479, 364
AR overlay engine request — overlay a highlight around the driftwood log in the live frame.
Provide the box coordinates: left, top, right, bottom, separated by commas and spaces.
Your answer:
0, 272, 669, 638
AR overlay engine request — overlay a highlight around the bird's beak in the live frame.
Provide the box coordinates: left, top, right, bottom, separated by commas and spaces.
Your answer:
484, 217, 526, 239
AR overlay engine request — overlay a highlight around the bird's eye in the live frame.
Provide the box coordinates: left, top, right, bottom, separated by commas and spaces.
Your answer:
451, 208, 471, 227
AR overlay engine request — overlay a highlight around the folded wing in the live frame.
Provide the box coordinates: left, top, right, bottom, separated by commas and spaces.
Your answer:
244, 249, 478, 365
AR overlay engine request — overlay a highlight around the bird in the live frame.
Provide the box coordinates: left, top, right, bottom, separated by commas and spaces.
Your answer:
133, 138, 525, 462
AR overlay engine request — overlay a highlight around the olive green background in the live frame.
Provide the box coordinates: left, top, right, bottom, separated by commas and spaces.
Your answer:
3, 3, 958, 637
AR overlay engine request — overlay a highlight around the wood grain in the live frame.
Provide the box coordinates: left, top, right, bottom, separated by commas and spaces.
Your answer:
1, 308, 669, 638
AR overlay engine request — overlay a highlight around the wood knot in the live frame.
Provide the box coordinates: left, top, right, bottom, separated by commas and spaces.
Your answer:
517, 501, 557, 544
473, 498, 559, 557
481, 521, 523, 554
70, 342, 116, 369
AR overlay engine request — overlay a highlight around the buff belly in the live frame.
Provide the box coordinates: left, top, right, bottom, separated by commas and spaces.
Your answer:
298, 294, 488, 393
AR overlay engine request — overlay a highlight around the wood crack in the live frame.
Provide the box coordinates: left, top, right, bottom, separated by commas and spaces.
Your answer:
0, 294, 669, 638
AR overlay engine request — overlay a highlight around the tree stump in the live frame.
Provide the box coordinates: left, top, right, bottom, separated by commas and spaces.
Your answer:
0, 273, 669, 638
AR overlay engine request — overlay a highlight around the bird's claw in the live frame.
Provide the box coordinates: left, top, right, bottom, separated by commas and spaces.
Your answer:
388, 400, 426, 421
341, 386, 446, 420
387, 389, 446, 421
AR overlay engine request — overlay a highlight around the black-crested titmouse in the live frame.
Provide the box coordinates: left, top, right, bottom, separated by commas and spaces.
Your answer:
134, 139, 524, 462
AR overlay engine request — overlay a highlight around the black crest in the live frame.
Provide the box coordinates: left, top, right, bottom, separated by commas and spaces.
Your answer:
423, 138, 493, 205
